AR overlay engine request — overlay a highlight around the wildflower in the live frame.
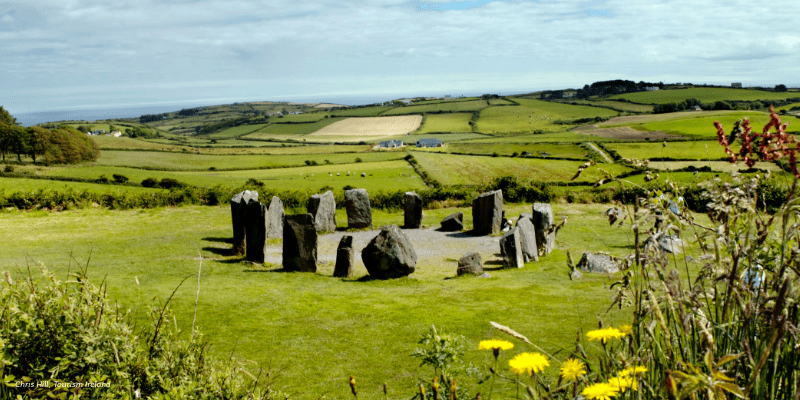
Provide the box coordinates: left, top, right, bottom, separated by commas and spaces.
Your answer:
618, 325, 632, 336
581, 382, 619, 400
618, 366, 647, 377
608, 376, 637, 392
559, 358, 586, 380
480, 339, 514, 360
509, 352, 550, 376
586, 327, 624, 343
349, 376, 357, 397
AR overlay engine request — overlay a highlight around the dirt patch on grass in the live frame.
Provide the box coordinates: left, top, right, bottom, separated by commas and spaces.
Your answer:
574, 125, 681, 140
309, 116, 423, 140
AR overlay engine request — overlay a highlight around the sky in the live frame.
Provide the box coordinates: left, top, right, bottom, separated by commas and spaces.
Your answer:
2, 0, 800, 114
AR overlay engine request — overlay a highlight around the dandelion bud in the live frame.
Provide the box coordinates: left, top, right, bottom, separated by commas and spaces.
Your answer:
489, 367, 496, 374
432, 377, 440, 400
449, 379, 457, 400
419, 382, 426, 399
349, 376, 357, 397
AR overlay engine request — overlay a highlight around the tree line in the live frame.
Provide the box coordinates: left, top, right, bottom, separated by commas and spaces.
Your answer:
0, 106, 100, 164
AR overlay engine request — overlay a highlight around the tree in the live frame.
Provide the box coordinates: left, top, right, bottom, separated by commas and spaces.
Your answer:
775, 84, 788, 92
26, 126, 50, 163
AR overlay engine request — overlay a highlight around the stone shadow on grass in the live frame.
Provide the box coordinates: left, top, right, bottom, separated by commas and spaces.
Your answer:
202, 237, 232, 244
443, 230, 484, 238
202, 246, 235, 256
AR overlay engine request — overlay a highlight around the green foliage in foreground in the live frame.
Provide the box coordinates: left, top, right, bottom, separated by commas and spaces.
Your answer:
0, 265, 281, 399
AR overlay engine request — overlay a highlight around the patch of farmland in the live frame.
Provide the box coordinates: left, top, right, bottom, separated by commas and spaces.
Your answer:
273, 113, 327, 122
414, 143, 590, 159
476, 99, 618, 134
462, 131, 618, 143
206, 123, 270, 139
327, 106, 394, 116
605, 141, 728, 160
243, 118, 345, 139
573, 125, 681, 140
607, 87, 800, 104
416, 113, 473, 133
631, 111, 777, 139
557, 100, 654, 113
309, 116, 423, 140
649, 161, 784, 173
411, 152, 630, 185
93, 150, 404, 170
381, 100, 490, 115
0, 177, 166, 195
411, 97, 479, 105
39, 160, 424, 192
90, 136, 185, 151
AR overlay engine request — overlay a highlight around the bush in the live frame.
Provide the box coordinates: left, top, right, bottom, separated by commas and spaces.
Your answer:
355, 157, 363, 163
3, 165, 13, 173
158, 178, 182, 189
96, 175, 110, 184
112, 174, 129, 184
141, 178, 158, 188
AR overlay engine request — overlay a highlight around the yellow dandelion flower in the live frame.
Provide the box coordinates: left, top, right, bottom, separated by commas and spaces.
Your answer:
509, 352, 549, 376
581, 382, 619, 400
618, 366, 648, 377
618, 325, 632, 336
559, 358, 586, 380
608, 376, 637, 392
586, 327, 624, 343
479, 339, 514, 351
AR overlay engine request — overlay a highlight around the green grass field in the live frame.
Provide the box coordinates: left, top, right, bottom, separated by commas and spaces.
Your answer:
607, 87, 800, 104
411, 152, 630, 185
382, 100, 489, 115
605, 141, 728, 160
327, 106, 394, 116
476, 99, 618, 134
0, 202, 645, 398
93, 150, 402, 170
415, 143, 591, 159
559, 99, 654, 113
205, 123, 271, 139
0, 177, 166, 194
31, 160, 424, 192
629, 111, 775, 139
416, 113, 473, 133
461, 131, 618, 143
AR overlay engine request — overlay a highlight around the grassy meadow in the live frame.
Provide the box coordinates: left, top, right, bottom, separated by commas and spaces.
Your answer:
607, 87, 800, 104
5, 87, 799, 398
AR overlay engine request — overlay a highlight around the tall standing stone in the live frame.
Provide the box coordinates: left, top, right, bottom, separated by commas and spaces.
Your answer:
266, 196, 284, 239
472, 190, 503, 235
404, 192, 423, 229
532, 203, 555, 255
499, 227, 524, 268
244, 200, 267, 263
282, 214, 318, 272
230, 190, 258, 255
333, 235, 354, 278
515, 216, 539, 262
361, 225, 417, 279
308, 191, 336, 232
345, 189, 373, 229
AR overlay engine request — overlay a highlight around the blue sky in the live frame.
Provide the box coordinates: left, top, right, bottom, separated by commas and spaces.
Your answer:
2, 0, 799, 114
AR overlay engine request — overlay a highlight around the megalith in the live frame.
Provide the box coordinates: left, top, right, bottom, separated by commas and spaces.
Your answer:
499, 227, 524, 268
244, 200, 267, 263
361, 225, 417, 279
308, 191, 336, 232
282, 214, 318, 272
577, 253, 619, 274
532, 203, 555, 255
515, 216, 539, 262
440, 212, 463, 232
404, 192, 423, 229
457, 252, 483, 276
230, 190, 258, 255
472, 190, 503, 235
345, 189, 373, 229
333, 235, 354, 278
266, 196, 284, 239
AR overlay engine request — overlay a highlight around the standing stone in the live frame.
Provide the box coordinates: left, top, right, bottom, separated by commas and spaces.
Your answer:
440, 212, 463, 231
333, 235, 354, 278
361, 225, 417, 279
577, 253, 619, 274
282, 214, 318, 272
345, 189, 373, 229
266, 196, 284, 239
532, 203, 555, 255
472, 190, 503, 235
457, 252, 483, 276
499, 227, 524, 268
308, 191, 336, 232
244, 200, 267, 263
404, 192, 423, 229
230, 190, 258, 255
515, 216, 539, 262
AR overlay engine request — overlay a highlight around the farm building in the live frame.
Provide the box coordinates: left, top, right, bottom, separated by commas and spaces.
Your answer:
111, 130, 122, 137
416, 138, 443, 148
379, 140, 403, 148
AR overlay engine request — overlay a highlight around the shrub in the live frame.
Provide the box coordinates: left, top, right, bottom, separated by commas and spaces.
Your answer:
141, 178, 158, 188
96, 175, 110, 184
112, 174, 129, 184
3, 165, 13, 173
158, 178, 182, 189
355, 157, 363, 163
